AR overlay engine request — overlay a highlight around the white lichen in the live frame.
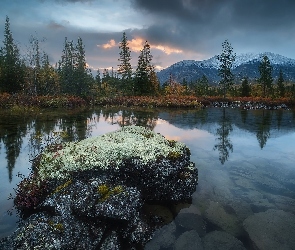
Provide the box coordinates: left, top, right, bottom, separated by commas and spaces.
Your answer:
37, 126, 187, 180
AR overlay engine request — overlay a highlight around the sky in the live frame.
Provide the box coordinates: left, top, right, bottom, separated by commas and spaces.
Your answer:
1, 0, 295, 72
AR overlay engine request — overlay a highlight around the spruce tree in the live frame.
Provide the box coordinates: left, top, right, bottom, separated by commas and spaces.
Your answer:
118, 33, 132, 78
217, 40, 236, 99
58, 37, 92, 96
58, 37, 75, 94
240, 77, 251, 97
40, 53, 60, 95
74, 37, 91, 96
134, 41, 158, 95
0, 16, 24, 94
258, 55, 273, 97
277, 69, 285, 97
135, 49, 148, 95
95, 68, 101, 86
26, 35, 42, 95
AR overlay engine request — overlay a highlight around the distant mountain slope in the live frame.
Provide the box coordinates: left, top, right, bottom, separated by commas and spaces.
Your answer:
157, 52, 295, 85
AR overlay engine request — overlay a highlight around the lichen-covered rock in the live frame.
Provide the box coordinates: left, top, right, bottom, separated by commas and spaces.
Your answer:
1, 126, 198, 249
36, 126, 190, 180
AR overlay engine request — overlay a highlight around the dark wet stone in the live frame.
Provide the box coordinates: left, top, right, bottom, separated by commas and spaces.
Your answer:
243, 209, 295, 250
144, 222, 176, 250
174, 230, 203, 250
175, 205, 206, 237
202, 231, 246, 250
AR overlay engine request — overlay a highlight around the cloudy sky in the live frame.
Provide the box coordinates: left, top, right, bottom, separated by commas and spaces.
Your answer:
1, 0, 295, 72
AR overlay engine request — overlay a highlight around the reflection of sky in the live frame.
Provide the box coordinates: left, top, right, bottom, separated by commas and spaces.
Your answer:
1, 109, 295, 238
154, 119, 214, 151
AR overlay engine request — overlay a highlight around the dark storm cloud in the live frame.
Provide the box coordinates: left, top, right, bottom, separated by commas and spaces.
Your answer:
127, 0, 295, 61
54, 0, 93, 3
132, 0, 295, 27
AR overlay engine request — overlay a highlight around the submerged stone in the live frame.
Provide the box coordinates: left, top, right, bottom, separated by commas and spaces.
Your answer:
1, 126, 198, 249
243, 209, 295, 250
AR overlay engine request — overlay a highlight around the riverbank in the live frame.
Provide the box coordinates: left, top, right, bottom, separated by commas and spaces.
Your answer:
0, 93, 294, 111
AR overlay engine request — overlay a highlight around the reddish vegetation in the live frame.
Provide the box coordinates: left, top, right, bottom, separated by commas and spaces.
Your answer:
0, 93, 294, 109
14, 173, 50, 211
0, 93, 86, 109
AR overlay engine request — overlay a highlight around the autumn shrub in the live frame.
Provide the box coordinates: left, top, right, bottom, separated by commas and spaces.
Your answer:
14, 173, 51, 211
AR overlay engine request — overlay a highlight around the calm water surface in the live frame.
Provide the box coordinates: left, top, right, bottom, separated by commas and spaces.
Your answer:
0, 107, 295, 248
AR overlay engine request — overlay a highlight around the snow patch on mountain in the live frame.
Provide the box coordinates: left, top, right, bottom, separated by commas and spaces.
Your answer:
167, 52, 295, 71
157, 52, 295, 85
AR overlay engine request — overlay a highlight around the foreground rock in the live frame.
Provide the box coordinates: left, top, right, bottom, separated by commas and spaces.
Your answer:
0, 126, 198, 249
243, 209, 295, 250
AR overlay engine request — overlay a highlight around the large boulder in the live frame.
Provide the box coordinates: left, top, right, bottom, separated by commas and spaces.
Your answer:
0, 126, 198, 249
243, 209, 295, 250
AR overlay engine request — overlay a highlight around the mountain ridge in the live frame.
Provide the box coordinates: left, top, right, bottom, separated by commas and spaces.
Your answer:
157, 52, 295, 85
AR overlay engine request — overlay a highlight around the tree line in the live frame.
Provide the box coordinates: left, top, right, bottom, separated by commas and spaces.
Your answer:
0, 16, 295, 100
181, 40, 295, 99
0, 17, 160, 98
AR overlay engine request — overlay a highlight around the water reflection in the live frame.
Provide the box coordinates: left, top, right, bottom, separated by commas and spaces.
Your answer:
0, 116, 28, 182
1, 107, 295, 241
102, 108, 158, 130
1, 108, 295, 182
256, 110, 271, 149
213, 108, 233, 164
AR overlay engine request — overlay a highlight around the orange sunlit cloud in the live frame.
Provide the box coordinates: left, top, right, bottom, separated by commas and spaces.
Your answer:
129, 37, 183, 55
128, 38, 145, 52
97, 39, 117, 49
153, 45, 183, 55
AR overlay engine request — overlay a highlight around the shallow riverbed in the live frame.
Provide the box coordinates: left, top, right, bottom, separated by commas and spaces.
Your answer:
0, 107, 295, 249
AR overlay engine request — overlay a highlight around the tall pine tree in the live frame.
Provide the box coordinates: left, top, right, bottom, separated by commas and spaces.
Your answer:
58, 37, 75, 94
0, 16, 24, 94
134, 41, 159, 95
258, 55, 273, 97
74, 37, 91, 96
277, 69, 285, 97
58, 37, 92, 96
118, 32, 132, 94
217, 39, 236, 99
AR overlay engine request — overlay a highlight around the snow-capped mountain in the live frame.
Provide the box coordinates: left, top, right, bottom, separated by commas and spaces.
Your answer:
157, 52, 295, 85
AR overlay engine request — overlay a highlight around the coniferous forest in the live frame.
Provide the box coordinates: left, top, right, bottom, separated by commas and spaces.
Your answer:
1, 16, 295, 110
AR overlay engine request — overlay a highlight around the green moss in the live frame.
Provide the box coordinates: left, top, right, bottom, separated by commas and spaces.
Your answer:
52, 179, 72, 195
168, 140, 177, 147
167, 151, 182, 160
97, 184, 124, 202
48, 220, 64, 233
141, 132, 154, 139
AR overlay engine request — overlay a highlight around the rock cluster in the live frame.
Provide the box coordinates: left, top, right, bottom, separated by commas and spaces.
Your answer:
0, 126, 198, 249
211, 101, 289, 110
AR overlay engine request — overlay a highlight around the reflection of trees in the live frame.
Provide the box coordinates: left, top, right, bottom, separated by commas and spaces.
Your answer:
240, 109, 248, 124
214, 108, 233, 164
276, 110, 283, 130
29, 110, 95, 159
102, 108, 158, 130
256, 110, 271, 149
0, 109, 96, 182
0, 115, 29, 182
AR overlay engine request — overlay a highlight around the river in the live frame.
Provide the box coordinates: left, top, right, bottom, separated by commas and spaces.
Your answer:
0, 107, 295, 249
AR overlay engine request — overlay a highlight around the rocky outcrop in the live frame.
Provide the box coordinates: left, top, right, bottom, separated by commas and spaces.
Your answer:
0, 126, 198, 249
243, 209, 295, 250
